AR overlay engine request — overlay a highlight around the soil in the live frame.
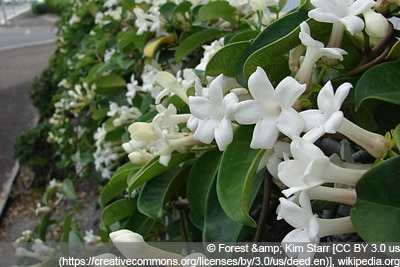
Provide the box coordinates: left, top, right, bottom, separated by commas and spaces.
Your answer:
0, 166, 103, 265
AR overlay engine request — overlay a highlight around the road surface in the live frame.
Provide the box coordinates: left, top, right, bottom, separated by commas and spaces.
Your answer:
0, 12, 56, 217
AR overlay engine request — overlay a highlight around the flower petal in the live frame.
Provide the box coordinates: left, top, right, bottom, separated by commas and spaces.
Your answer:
300, 109, 327, 131
333, 82, 352, 111
208, 74, 224, 103
291, 137, 325, 162
277, 108, 305, 139
188, 96, 216, 119
278, 197, 313, 228
248, 67, 275, 102
193, 119, 218, 144
251, 118, 279, 149
278, 160, 308, 188
235, 100, 266, 124
339, 15, 365, 34
323, 111, 343, 133
275, 76, 306, 109
215, 118, 233, 151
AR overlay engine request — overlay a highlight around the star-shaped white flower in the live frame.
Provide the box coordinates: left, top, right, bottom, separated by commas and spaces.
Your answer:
234, 67, 306, 149
300, 81, 352, 142
188, 74, 239, 151
308, 0, 375, 35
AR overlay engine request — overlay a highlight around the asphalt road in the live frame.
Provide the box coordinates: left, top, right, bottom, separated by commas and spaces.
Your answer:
0, 12, 56, 216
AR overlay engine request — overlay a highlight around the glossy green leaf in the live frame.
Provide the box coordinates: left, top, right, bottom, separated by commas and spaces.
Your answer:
206, 41, 250, 77
395, 124, 400, 149
198, 1, 236, 24
385, 39, 400, 61
175, 28, 221, 61
127, 153, 194, 193
227, 30, 260, 44
237, 10, 309, 86
243, 17, 333, 87
95, 75, 127, 95
124, 208, 155, 238
217, 125, 265, 227
203, 178, 243, 242
159, 2, 177, 21
351, 156, 400, 242
102, 198, 136, 227
355, 61, 400, 110
60, 212, 74, 243
187, 150, 222, 229
99, 162, 141, 207
137, 162, 192, 219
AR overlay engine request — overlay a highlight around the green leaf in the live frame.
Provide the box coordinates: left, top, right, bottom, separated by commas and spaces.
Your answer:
124, 209, 155, 238
205, 41, 250, 77
60, 212, 74, 243
237, 10, 309, 86
102, 198, 136, 227
227, 30, 260, 44
159, 2, 177, 22
217, 125, 265, 227
395, 124, 400, 150
385, 39, 400, 61
351, 156, 400, 242
137, 162, 192, 219
99, 162, 141, 207
187, 150, 222, 229
198, 1, 236, 24
203, 178, 243, 242
95, 75, 127, 95
175, 28, 221, 62
60, 179, 78, 200
355, 61, 400, 110
127, 153, 194, 193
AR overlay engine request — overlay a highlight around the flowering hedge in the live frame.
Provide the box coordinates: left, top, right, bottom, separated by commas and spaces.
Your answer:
16, 0, 400, 258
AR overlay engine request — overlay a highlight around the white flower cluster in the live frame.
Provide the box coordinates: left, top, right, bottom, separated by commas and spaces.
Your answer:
123, 0, 391, 261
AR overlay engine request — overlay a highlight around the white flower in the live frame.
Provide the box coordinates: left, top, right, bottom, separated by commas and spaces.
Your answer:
154, 72, 189, 104
278, 137, 367, 197
308, 0, 375, 35
300, 81, 389, 158
300, 81, 351, 142
278, 192, 355, 261
235, 67, 306, 149
188, 74, 239, 151
295, 22, 347, 85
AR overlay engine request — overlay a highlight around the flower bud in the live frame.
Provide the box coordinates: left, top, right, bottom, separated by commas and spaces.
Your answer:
363, 9, 389, 38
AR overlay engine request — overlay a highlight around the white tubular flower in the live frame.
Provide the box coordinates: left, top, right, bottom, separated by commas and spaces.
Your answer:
188, 74, 239, 151
110, 230, 182, 264
308, 0, 375, 49
300, 81, 389, 158
235, 67, 306, 149
127, 149, 154, 165
154, 72, 189, 105
128, 122, 159, 146
363, 9, 389, 38
278, 192, 355, 261
307, 186, 357, 205
278, 137, 367, 197
295, 22, 347, 85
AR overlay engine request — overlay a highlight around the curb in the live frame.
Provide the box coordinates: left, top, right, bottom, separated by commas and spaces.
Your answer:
0, 162, 20, 218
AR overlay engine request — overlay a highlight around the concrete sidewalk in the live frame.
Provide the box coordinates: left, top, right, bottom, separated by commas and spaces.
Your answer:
0, 11, 57, 218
